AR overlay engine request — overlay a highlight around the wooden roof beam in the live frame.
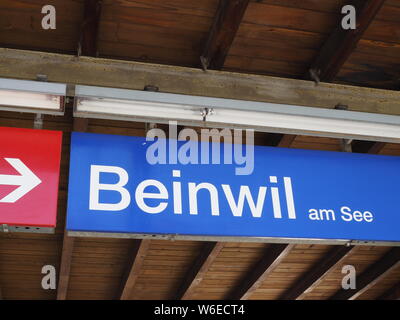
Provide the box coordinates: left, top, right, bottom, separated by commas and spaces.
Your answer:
176, 242, 224, 300
306, 0, 385, 82
276, 134, 296, 148
119, 239, 151, 300
351, 141, 386, 154
79, 0, 102, 57
330, 247, 400, 300
228, 244, 294, 300
57, 233, 75, 300
279, 245, 355, 300
57, 117, 87, 300
279, 1, 386, 150
279, 126, 386, 299
201, 0, 250, 70
378, 282, 400, 300
3, 49, 400, 117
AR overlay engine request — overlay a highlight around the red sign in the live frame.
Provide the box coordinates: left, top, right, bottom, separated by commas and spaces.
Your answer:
0, 127, 62, 227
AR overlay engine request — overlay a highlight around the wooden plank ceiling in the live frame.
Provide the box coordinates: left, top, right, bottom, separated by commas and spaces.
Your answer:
0, 0, 399, 300
0, 0, 399, 89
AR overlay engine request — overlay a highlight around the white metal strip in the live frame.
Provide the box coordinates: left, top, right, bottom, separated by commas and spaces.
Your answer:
67, 231, 400, 247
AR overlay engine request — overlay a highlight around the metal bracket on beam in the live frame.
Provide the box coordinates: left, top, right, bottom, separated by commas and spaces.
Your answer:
36, 74, 48, 82
33, 74, 47, 129
334, 104, 352, 152
309, 68, 320, 86
34, 113, 43, 129
200, 56, 209, 72
77, 42, 82, 58
340, 138, 353, 152
144, 85, 159, 92
201, 107, 214, 121
143, 85, 160, 132
145, 122, 157, 133
335, 103, 348, 111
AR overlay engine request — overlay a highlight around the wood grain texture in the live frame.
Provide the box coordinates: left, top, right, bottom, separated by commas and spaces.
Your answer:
330, 248, 400, 300
334, 2, 400, 89
97, 0, 217, 66
57, 234, 74, 300
378, 282, 400, 300
277, 134, 297, 148
0, 0, 399, 90
279, 245, 355, 300
3, 49, 400, 117
202, 0, 250, 69
306, 0, 386, 82
120, 239, 151, 300
228, 244, 294, 300
79, 0, 102, 56
352, 141, 386, 154
0, 0, 84, 53
176, 242, 225, 300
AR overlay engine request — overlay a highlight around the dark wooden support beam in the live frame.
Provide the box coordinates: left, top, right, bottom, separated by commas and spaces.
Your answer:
277, 134, 297, 148
264, 133, 296, 149
295, 1, 385, 149
330, 247, 400, 300
3, 49, 400, 117
176, 242, 224, 300
378, 282, 400, 300
201, 0, 250, 70
119, 239, 151, 300
352, 141, 386, 154
79, 0, 102, 56
279, 245, 354, 300
57, 233, 75, 300
367, 142, 386, 154
228, 244, 294, 300
72, 117, 89, 132
57, 117, 88, 300
306, 0, 386, 82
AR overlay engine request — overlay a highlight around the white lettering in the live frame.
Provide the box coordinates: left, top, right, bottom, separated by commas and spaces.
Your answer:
188, 182, 220, 216
222, 185, 267, 218
89, 165, 131, 211
135, 179, 168, 214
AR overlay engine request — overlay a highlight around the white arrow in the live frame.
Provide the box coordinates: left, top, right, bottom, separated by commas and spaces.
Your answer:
0, 158, 42, 203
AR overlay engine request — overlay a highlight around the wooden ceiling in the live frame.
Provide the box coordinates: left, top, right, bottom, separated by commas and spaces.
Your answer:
1, 0, 400, 89
0, 0, 400, 300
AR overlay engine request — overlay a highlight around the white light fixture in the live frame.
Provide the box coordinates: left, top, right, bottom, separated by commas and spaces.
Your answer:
74, 85, 203, 124
74, 84, 400, 143
0, 78, 66, 115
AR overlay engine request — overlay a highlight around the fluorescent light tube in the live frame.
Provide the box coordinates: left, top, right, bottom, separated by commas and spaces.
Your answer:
74, 84, 400, 143
75, 97, 203, 123
206, 108, 400, 143
74, 85, 203, 123
0, 78, 66, 115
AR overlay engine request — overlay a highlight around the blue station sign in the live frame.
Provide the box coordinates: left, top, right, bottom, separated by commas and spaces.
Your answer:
67, 131, 400, 243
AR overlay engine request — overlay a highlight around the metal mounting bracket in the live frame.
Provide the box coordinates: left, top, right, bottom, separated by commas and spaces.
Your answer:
201, 107, 214, 121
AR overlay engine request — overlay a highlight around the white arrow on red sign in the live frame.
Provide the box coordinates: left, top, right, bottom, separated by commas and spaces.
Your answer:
0, 158, 42, 203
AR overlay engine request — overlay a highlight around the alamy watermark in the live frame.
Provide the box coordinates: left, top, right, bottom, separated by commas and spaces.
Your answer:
145, 121, 255, 176
41, 264, 56, 290
341, 5, 356, 30
39, 4, 357, 31
41, 5, 56, 30
341, 264, 356, 290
